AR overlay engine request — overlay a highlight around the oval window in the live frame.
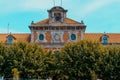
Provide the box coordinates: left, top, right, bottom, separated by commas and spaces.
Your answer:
39, 34, 44, 40
71, 34, 76, 40
102, 36, 108, 44
8, 36, 13, 43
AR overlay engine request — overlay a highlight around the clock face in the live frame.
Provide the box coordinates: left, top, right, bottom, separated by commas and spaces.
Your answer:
54, 33, 60, 41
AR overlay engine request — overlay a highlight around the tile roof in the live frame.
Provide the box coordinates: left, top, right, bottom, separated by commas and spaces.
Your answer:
84, 33, 102, 42
34, 18, 81, 25
0, 34, 31, 43
35, 19, 49, 25
0, 33, 120, 44
65, 18, 81, 24
84, 33, 120, 43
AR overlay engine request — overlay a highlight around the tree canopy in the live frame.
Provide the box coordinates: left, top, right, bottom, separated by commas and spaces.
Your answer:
0, 41, 120, 80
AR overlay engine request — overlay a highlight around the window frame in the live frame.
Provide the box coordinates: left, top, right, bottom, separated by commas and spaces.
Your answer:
71, 34, 76, 41
7, 36, 13, 44
54, 13, 62, 22
39, 34, 44, 41
102, 35, 108, 44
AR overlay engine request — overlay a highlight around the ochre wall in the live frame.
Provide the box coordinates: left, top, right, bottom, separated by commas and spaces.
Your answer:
45, 31, 51, 42
63, 31, 69, 42
33, 31, 37, 42
77, 32, 81, 40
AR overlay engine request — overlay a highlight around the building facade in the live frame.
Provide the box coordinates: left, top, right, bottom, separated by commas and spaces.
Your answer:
0, 6, 120, 49
29, 6, 86, 48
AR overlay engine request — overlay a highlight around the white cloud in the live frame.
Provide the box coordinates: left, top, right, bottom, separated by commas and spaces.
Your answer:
0, 28, 7, 33
0, 0, 119, 16
21, 0, 67, 10
0, 0, 76, 16
0, 28, 9, 33
0, 0, 55, 15
80, 0, 119, 17
0, 27, 19, 33
21, 0, 53, 10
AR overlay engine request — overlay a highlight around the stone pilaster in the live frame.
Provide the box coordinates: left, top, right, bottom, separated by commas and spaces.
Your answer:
80, 30, 84, 40
31, 29, 34, 42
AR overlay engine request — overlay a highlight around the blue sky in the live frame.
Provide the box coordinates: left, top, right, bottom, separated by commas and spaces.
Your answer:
0, 0, 120, 33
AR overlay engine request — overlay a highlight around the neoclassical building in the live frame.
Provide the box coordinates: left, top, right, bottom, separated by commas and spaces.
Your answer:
29, 6, 86, 49
0, 6, 120, 49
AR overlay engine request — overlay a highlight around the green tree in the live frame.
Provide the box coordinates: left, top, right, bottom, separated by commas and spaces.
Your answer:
0, 43, 7, 76
51, 40, 105, 80
1, 40, 120, 80
99, 45, 120, 80
2, 41, 46, 79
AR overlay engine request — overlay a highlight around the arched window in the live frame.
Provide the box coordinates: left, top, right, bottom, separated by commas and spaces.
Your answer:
71, 34, 76, 40
54, 13, 61, 22
39, 34, 44, 40
102, 36, 108, 44
7, 36, 13, 43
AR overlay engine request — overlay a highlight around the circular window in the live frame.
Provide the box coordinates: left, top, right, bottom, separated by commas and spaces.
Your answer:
39, 34, 44, 40
71, 34, 76, 40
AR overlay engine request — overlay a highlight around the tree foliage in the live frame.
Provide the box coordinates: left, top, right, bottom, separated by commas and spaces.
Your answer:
99, 45, 120, 80
52, 40, 105, 80
0, 41, 120, 80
